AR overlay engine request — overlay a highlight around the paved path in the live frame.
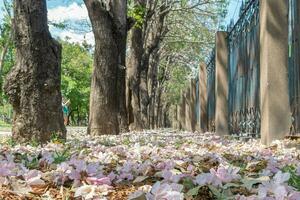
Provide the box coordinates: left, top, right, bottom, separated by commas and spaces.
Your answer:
0, 126, 88, 138
0, 131, 10, 137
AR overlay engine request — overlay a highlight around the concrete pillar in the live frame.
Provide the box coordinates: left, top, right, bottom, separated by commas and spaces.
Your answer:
215, 31, 229, 136
179, 91, 186, 130
190, 79, 197, 132
185, 88, 192, 131
259, 0, 291, 145
199, 63, 208, 132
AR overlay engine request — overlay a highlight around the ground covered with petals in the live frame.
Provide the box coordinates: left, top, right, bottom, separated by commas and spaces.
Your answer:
0, 130, 300, 200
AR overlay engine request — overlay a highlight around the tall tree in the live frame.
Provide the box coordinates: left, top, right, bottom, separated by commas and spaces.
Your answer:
84, 0, 127, 135
127, 0, 169, 130
4, 0, 66, 143
60, 41, 92, 126
126, 0, 228, 129
0, 0, 13, 102
127, 0, 146, 130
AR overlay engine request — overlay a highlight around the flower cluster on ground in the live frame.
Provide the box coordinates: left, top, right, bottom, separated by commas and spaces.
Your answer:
0, 130, 300, 200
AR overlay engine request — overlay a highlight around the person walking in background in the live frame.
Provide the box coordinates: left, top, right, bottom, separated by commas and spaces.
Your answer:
62, 98, 70, 126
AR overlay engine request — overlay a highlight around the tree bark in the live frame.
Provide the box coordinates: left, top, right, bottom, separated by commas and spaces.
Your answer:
126, 78, 134, 126
84, 0, 127, 135
4, 0, 66, 143
139, 5, 169, 129
127, 0, 169, 130
127, 27, 145, 131
139, 60, 150, 128
147, 49, 160, 129
117, 27, 129, 133
155, 86, 163, 128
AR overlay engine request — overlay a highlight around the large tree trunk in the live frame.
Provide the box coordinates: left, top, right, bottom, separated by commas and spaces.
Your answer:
4, 0, 66, 143
139, 60, 150, 129
127, 27, 144, 131
84, 0, 127, 136
84, 0, 127, 135
148, 49, 160, 129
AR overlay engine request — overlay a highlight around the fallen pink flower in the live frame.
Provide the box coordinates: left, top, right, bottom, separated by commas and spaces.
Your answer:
86, 177, 111, 186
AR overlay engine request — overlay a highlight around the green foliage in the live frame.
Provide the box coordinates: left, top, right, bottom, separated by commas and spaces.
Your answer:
29, 138, 40, 147
0, 119, 10, 127
6, 137, 16, 147
99, 137, 117, 147
0, 14, 15, 105
53, 148, 71, 164
49, 21, 68, 29
0, 2, 14, 126
282, 165, 300, 190
208, 185, 227, 200
61, 41, 92, 125
186, 186, 201, 197
164, 66, 190, 105
157, 0, 229, 107
51, 132, 66, 144
128, 1, 146, 28
14, 153, 40, 169
122, 137, 131, 146
182, 177, 196, 195
25, 156, 40, 170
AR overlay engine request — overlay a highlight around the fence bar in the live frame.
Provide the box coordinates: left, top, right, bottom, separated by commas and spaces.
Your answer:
215, 31, 229, 136
260, 0, 290, 145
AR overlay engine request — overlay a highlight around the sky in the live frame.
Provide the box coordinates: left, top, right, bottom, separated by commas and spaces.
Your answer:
0, 0, 243, 45
225, 0, 243, 25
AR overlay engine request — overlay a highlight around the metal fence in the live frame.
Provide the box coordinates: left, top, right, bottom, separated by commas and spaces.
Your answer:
199, 0, 300, 137
206, 50, 216, 132
227, 0, 260, 137
288, 0, 300, 135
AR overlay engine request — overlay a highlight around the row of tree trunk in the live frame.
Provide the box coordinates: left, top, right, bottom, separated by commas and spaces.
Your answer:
127, 0, 170, 131
85, 0, 173, 134
5, 0, 172, 143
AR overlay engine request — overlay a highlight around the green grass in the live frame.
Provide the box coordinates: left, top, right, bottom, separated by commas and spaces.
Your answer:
0, 120, 11, 131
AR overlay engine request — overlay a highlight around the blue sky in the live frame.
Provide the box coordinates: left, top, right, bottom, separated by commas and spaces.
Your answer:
225, 0, 243, 24
47, 0, 83, 9
0, 0, 243, 44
